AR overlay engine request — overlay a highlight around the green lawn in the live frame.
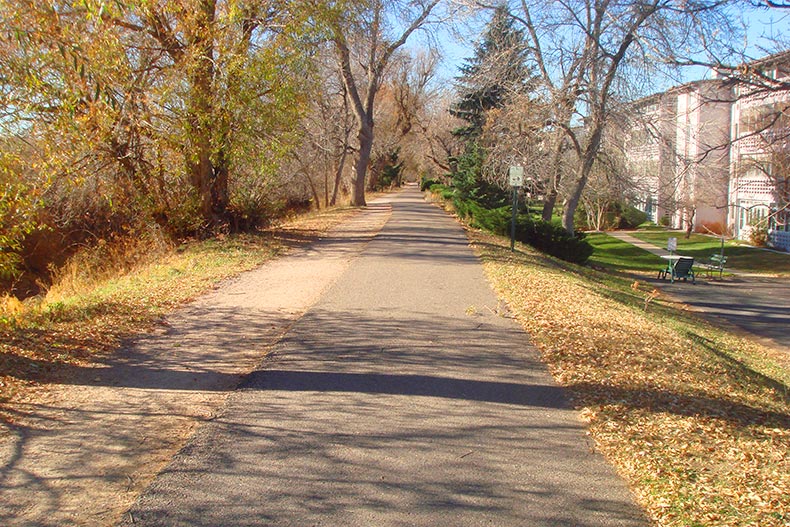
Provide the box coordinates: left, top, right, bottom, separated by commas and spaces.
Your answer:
586, 232, 665, 273
630, 230, 790, 276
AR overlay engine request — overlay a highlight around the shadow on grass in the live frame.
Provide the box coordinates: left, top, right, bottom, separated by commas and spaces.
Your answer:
685, 331, 790, 401
567, 381, 790, 430
586, 233, 665, 274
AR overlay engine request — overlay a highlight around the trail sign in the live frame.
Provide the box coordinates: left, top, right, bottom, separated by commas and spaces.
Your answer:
508, 165, 524, 187
508, 166, 524, 251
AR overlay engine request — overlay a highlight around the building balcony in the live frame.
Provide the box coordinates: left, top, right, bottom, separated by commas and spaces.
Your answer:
736, 127, 790, 154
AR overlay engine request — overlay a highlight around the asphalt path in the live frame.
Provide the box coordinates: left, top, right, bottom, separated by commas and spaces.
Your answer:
650, 276, 790, 350
664, 276, 790, 351
609, 231, 790, 351
121, 186, 647, 526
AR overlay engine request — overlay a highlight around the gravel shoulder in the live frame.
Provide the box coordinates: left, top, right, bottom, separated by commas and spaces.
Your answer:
0, 199, 393, 526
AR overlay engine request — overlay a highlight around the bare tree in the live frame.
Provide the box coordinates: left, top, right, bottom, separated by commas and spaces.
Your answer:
326, 0, 441, 206
371, 49, 439, 186
418, 91, 466, 175
287, 48, 356, 209
479, 92, 549, 190
504, 0, 742, 234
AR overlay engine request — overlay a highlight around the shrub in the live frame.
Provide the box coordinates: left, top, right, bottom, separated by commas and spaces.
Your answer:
0, 153, 41, 281
154, 193, 205, 238
617, 204, 648, 229
227, 172, 283, 232
574, 202, 648, 231
514, 214, 593, 265
429, 183, 455, 201
420, 176, 438, 191
448, 191, 593, 265
748, 221, 770, 247
453, 198, 509, 235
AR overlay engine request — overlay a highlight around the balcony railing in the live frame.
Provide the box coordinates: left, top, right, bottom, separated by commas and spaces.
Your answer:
736, 127, 790, 153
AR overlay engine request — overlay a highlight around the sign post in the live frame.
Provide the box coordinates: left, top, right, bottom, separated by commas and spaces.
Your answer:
667, 236, 677, 256
508, 166, 524, 251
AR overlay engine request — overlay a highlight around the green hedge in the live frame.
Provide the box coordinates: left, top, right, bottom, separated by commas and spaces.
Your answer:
617, 204, 648, 229
432, 186, 592, 265
514, 216, 593, 264
430, 183, 455, 201
420, 175, 439, 191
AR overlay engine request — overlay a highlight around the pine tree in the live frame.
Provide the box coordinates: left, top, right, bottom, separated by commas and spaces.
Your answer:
449, 4, 533, 206
450, 4, 533, 138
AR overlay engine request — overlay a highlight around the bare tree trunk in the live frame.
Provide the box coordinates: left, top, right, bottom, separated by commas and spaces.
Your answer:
193, 146, 214, 224
187, 0, 218, 227
330, 0, 438, 209
324, 161, 330, 208
594, 201, 607, 231
541, 137, 567, 221
352, 119, 373, 206
562, 165, 589, 234
541, 189, 558, 222
562, 123, 603, 234
305, 172, 321, 210
213, 146, 229, 216
330, 148, 347, 207
685, 208, 695, 238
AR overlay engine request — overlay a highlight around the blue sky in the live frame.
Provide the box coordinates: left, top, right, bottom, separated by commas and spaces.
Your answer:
419, 3, 790, 91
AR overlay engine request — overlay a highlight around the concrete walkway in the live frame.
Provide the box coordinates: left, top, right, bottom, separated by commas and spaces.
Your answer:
606, 231, 672, 258
120, 187, 648, 526
606, 231, 790, 350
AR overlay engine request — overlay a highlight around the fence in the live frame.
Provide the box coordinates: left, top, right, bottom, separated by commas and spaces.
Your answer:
769, 230, 790, 252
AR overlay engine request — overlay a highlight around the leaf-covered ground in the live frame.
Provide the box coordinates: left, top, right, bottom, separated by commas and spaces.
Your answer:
470, 230, 790, 527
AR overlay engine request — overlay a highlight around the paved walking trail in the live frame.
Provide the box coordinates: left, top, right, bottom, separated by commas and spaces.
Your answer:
606, 231, 674, 260
607, 231, 790, 351
121, 186, 646, 526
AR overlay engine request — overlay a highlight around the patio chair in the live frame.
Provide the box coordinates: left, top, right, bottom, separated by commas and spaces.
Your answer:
669, 257, 695, 284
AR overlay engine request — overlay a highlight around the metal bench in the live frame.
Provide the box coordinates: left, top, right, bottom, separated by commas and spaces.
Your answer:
701, 254, 727, 279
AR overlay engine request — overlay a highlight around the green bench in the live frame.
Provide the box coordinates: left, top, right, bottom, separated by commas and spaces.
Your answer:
701, 254, 727, 279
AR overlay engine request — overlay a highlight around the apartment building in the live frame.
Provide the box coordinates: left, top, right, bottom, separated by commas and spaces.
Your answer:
621, 92, 676, 223
623, 80, 732, 232
621, 51, 790, 250
729, 52, 790, 248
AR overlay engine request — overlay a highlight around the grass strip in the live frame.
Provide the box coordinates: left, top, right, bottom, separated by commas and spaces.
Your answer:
0, 206, 358, 409
470, 229, 790, 527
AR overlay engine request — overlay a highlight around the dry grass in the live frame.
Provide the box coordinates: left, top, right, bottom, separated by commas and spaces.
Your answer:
470, 230, 790, 527
0, 205, 360, 411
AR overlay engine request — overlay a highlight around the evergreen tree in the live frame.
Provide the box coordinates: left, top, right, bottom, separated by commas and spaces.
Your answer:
450, 4, 533, 138
449, 4, 533, 206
